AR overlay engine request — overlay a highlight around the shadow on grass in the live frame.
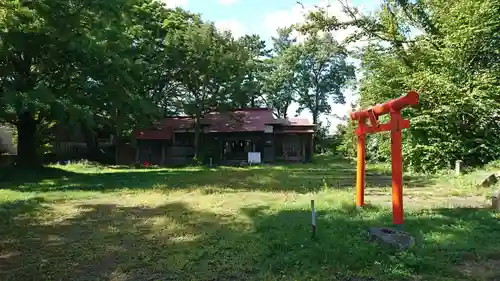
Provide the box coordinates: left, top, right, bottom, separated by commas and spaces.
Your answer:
0, 197, 47, 219
0, 156, 434, 193
0, 198, 498, 281
0, 166, 77, 183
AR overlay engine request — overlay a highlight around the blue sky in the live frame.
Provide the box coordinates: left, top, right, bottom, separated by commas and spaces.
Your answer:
163, 0, 382, 131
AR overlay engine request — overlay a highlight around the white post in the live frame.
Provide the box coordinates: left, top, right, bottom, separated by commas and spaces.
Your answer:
455, 160, 464, 176
492, 190, 500, 211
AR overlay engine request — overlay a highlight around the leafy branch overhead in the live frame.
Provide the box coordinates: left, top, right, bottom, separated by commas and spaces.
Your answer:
299, 0, 500, 172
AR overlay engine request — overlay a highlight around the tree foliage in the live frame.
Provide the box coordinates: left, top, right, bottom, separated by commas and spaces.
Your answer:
293, 32, 355, 125
262, 27, 299, 118
0, 0, 178, 166
300, 0, 500, 172
0, 0, 249, 165
3, 0, 465, 169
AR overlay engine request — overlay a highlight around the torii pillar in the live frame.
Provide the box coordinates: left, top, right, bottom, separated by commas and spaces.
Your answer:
350, 90, 419, 226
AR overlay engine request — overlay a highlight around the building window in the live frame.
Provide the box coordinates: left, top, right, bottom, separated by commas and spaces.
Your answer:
173, 133, 193, 146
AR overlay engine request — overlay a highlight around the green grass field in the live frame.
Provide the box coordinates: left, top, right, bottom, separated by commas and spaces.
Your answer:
0, 156, 499, 281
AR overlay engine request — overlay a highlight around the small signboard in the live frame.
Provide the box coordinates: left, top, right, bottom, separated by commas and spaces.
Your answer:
264, 125, 274, 133
248, 152, 261, 164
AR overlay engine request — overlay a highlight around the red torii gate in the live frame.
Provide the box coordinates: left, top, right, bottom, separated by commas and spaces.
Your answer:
350, 90, 419, 226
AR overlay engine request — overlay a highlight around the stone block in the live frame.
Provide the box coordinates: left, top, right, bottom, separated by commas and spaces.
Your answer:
481, 174, 498, 188
492, 190, 500, 211
368, 227, 415, 250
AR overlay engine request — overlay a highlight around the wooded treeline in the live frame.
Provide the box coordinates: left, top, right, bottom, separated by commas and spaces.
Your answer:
1, 0, 498, 172
313, 0, 499, 172
0, 0, 354, 167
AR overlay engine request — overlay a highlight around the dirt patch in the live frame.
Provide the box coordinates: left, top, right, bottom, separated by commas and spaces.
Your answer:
407, 195, 489, 208
457, 259, 500, 281
366, 192, 489, 209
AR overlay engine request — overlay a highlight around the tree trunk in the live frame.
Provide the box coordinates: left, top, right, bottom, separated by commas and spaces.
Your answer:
312, 113, 318, 126
16, 111, 40, 168
114, 109, 121, 165
80, 121, 101, 160
194, 115, 201, 160
114, 134, 121, 165
312, 111, 319, 153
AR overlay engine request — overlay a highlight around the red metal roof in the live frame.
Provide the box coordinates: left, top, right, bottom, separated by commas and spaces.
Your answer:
276, 130, 314, 134
135, 127, 173, 140
135, 108, 314, 139
276, 118, 314, 126
134, 117, 191, 139
202, 108, 276, 132
161, 117, 194, 131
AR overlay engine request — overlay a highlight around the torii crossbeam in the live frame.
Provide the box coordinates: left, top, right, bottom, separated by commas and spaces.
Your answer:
350, 90, 419, 226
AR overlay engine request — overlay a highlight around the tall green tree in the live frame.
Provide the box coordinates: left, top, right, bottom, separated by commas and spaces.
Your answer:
69, 1, 199, 160
0, 0, 194, 166
0, 0, 140, 166
299, 0, 500, 172
293, 32, 355, 126
262, 27, 299, 118
168, 22, 245, 158
231, 34, 269, 108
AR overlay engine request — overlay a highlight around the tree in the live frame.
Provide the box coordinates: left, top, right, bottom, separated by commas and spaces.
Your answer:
231, 34, 269, 108
0, 0, 193, 166
168, 22, 246, 158
299, 0, 500, 172
0, 0, 141, 166
67, 1, 200, 162
293, 32, 355, 126
262, 27, 299, 118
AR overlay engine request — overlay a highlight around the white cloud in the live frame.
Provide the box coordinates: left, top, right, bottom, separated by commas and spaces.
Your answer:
262, 5, 309, 43
217, 0, 238, 6
215, 19, 246, 38
160, 0, 188, 9
262, 0, 376, 48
